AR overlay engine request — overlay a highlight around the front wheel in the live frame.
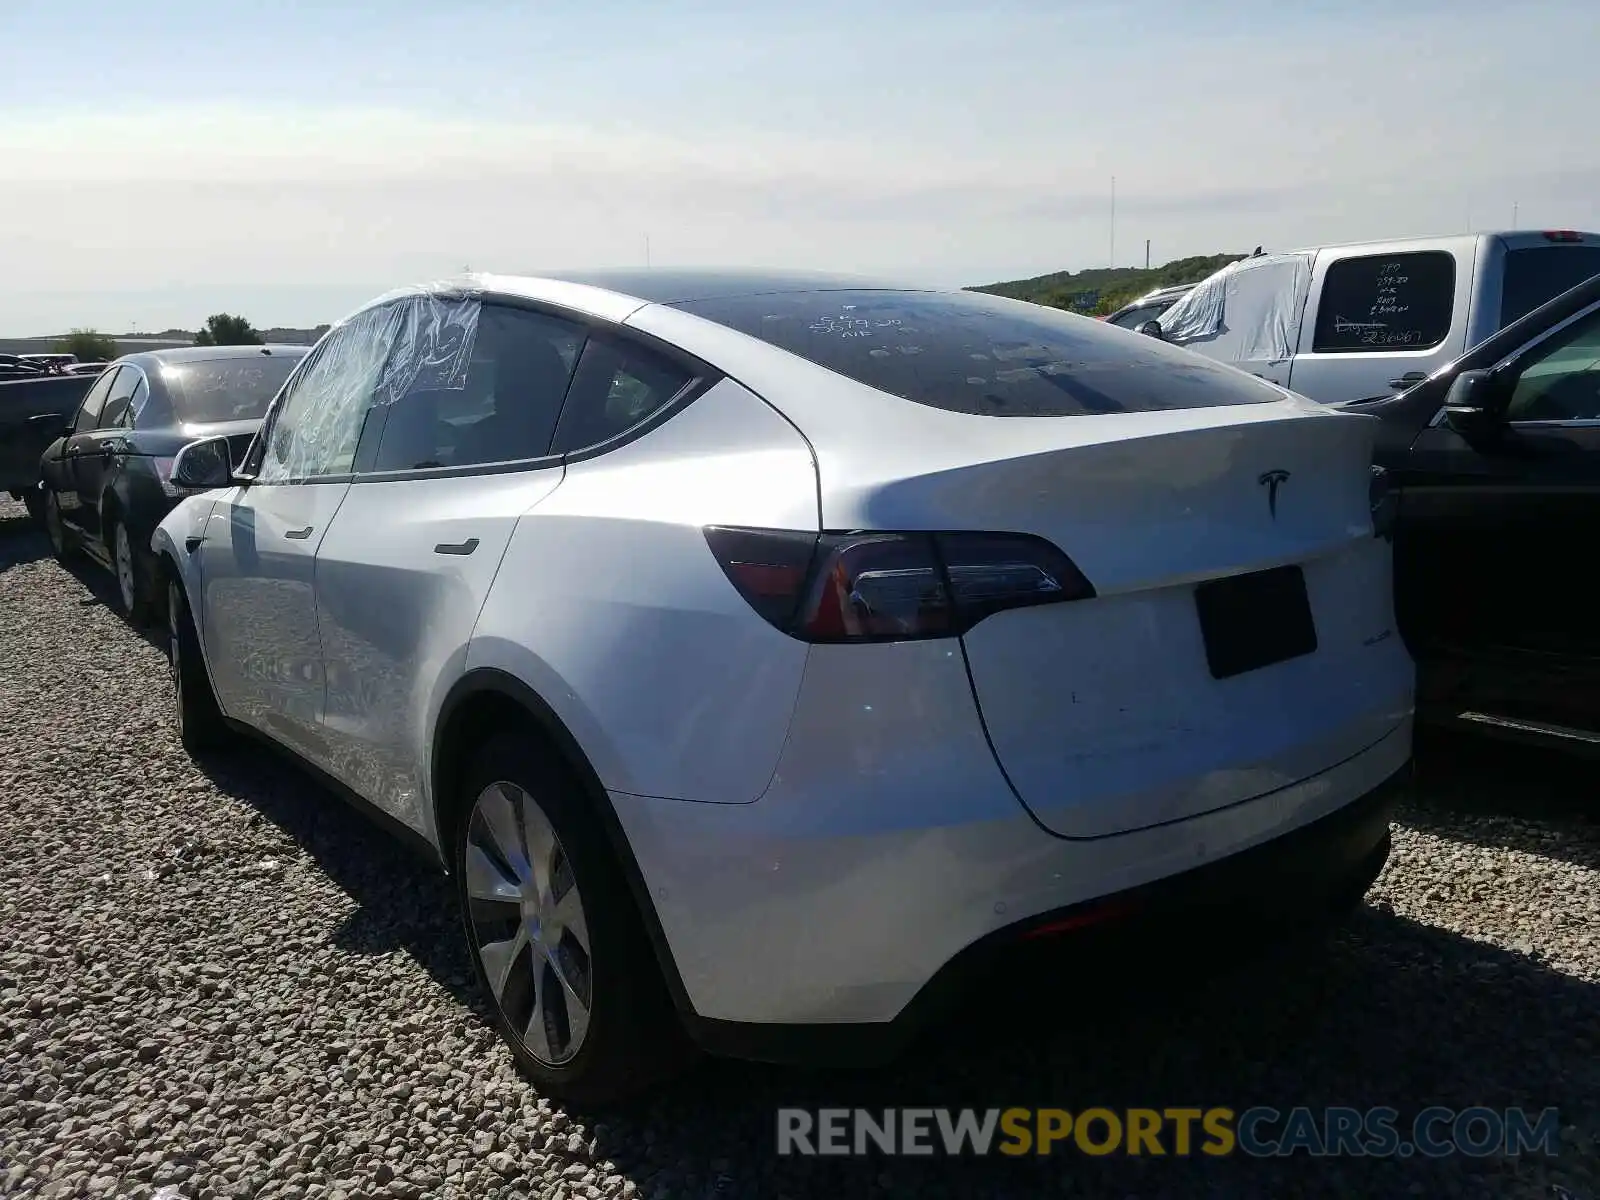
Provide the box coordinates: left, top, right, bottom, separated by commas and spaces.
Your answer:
453, 733, 692, 1104
168, 578, 230, 755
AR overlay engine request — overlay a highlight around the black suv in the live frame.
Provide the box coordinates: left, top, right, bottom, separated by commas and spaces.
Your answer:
1342, 271, 1600, 752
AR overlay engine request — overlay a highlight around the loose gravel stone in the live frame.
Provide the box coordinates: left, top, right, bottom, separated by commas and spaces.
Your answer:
1, 497, 1596, 1199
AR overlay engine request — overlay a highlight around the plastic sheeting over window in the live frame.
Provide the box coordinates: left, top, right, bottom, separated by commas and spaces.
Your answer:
1154, 252, 1314, 364
256, 285, 481, 482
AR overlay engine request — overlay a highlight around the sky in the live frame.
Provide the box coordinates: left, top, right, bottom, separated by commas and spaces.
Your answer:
2, 0, 1598, 334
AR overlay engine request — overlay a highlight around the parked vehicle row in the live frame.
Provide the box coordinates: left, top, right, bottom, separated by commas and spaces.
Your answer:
10, 259, 1596, 1105
1139, 229, 1600, 404
35, 345, 307, 619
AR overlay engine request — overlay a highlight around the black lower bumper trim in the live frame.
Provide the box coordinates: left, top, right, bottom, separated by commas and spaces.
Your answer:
682, 760, 1410, 1067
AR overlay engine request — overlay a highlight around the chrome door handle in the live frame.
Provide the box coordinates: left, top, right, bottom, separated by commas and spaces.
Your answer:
284, 526, 314, 540
434, 537, 479, 556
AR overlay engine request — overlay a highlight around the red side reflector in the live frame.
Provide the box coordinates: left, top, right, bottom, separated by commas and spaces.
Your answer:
1020, 899, 1138, 939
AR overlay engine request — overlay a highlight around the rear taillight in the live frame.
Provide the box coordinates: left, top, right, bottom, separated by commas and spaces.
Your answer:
704, 526, 1096, 643
1542, 230, 1585, 243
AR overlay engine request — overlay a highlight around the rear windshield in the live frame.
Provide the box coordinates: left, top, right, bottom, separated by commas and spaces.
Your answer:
158, 355, 300, 424
671, 289, 1284, 416
1501, 247, 1600, 328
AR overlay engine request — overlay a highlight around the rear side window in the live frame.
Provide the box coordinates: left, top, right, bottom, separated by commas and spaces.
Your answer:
1311, 252, 1456, 353
99, 367, 142, 428
549, 335, 694, 454
672, 289, 1283, 416
1500, 246, 1600, 328
160, 355, 301, 423
369, 304, 585, 472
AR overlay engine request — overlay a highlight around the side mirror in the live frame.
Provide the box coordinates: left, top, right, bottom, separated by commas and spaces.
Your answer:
1439, 370, 1505, 442
170, 436, 235, 490
1136, 320, 1164, 340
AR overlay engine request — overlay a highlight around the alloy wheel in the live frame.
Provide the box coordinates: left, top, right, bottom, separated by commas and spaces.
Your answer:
115, 524, 136, 613
463, 781, 594, 1066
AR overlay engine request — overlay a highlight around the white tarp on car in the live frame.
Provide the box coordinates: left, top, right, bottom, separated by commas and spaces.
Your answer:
1154, 251, 1315, 363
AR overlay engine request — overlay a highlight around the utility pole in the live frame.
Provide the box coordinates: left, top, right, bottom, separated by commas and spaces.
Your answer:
1512, 202, 1519, 228
1145, 239, 1151, 270
1109, 176, 1116, 268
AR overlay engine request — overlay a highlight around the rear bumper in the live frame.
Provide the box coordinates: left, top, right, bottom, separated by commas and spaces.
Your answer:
610, 626, 1413, 1045
686, 757, 1406, 1067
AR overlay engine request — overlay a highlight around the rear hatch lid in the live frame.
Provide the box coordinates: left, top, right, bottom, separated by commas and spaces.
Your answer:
654, 285, 1406, 839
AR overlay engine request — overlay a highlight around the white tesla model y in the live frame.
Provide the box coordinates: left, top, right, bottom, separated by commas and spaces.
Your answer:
152, 270, 1413, 1102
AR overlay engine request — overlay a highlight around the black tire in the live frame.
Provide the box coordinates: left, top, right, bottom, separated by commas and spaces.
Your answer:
42, 491, 75, 560
452, 731, 693, 1105
108, 517, 156, 626
167, 577, 230, 755
20, 488, 43, 526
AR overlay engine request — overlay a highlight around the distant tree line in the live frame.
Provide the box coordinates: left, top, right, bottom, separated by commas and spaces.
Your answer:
51, 312, 331, 362
971, 252, 1247, 317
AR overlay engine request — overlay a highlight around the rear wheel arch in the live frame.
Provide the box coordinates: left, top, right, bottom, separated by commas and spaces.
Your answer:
430, 669, 698, 1019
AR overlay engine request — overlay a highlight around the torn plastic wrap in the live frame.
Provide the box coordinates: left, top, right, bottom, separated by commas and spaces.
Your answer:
256, 283, 482, 482
1154, 252, 1314, 363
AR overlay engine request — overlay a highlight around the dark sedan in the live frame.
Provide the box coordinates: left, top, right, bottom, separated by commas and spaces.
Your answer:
1342, 270, 1600, 753
37, 345, 309, 623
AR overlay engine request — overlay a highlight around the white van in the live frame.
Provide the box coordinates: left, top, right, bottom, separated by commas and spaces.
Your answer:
1144, 230, 1600, 403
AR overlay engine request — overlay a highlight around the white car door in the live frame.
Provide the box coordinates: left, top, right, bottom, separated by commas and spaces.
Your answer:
312, 300, 701, 844
198, 318, 382, 762
1286, 238, 1477, 404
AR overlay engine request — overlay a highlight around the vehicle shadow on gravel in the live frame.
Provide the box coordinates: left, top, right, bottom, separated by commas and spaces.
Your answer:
0, 505, 48, 571
48, 547, 168, 652
1407, 730, 1599, 870
190, 741, 482, 1008
603, 913, 1597, 1199
191, 736, 1597, 1199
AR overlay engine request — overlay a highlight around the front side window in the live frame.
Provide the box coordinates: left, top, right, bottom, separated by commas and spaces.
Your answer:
72, 367, 120, 433
549, 334, 694, 454
367, 303, 584, 473
254, 298, 474, 483
1311, 251, 1456, 354
1502, 306, 1600, 423
673, 288, 1284, 417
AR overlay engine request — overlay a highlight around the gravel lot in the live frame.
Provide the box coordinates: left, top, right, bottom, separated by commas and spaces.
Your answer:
1, 495, 1596, 1200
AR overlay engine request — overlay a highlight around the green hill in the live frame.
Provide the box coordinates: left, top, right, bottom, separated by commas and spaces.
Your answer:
971, 252, 1247, 316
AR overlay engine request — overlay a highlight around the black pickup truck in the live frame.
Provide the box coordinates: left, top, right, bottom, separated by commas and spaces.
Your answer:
0, 372, 98, 516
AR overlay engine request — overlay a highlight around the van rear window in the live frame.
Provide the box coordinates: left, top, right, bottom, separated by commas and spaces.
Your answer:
670, 289, 1283, 416
1500, 246, 1600, 327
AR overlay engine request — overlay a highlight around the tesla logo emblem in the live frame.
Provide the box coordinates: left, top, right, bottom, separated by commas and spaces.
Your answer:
1258, 469, 1290, 518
